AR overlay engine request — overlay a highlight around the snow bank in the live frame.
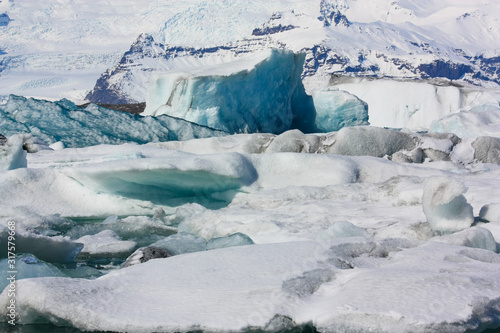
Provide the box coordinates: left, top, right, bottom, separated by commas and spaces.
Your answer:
0, 95, 227, 148
422, 176, 474, 234
143, 49, 310, 134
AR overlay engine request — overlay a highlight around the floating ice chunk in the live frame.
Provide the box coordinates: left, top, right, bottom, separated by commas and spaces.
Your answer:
206, 232, 254, 250
325, 126, 417, 157
49, 141, 65, 151
312, 88, 369, 132
151, 232, 207, 255
0, 226, 82, 263
479, 203, 500, 223
102, 215, 119, 224
59, 265, 103, 279
143, 49, 310, 134
430, 107, 500, 138
21, 135, 53, 153
67, 151, 258, 206
122, 246, 170, 268
153, 133, 275, 155
76, 230, 136, 258
323, 221, 371, 239
334, 78, 498, 131
0, 134, 27, 170
266, 130, 320, 153
66, 216, 177, 244
472, 136, 500, 164
422, 176, 474, 234
431, 227, 497, 252
0, 254, 64, 292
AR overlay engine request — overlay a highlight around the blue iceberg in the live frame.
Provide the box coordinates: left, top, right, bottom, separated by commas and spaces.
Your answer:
0, 95, 227, 148
143, 49, 370, 134
143, 49, 310, 134
312, 88, 369, 132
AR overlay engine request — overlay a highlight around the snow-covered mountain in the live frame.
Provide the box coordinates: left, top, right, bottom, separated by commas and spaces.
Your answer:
84, 0, 500, 106
2, 0, 500, 105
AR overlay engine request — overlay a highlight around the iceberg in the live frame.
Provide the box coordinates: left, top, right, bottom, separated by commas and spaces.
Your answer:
150, 232, 207, 255
312, 88, 369, 132
431, 227, 497, 252
0, 95, 227, 148
76, 230, 137, 258
0, 134, 27, 171
325, 126, 417, 157
322, 221, 371, 239
333, 78, 500, 131
206, 232, 254, 250
0, 225, 83, 264
0, 254, 65, 292
66, 150, 258, 206
422, 176, 474, 234
472, 136, 500, 164
479, 203, 500, 223
143, 49, 311, 134
430, 107, 500, 138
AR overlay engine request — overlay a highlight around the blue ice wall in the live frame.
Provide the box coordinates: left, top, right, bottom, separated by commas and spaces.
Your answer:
312, 88, 369, 132
144, 49, 368, 134
0, 95, 227, 148
146, 50, 311, 134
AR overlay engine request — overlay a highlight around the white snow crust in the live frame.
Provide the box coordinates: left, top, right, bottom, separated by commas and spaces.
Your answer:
1, 129, 500, 332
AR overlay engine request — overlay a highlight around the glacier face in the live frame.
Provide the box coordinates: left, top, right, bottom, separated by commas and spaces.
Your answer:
0, 95, 227, 148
